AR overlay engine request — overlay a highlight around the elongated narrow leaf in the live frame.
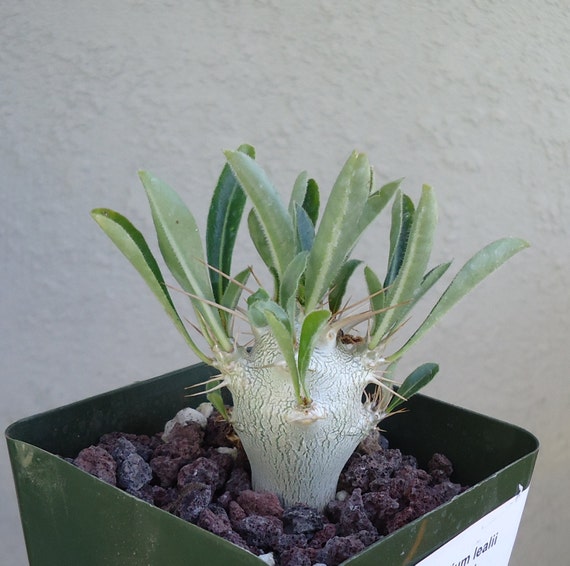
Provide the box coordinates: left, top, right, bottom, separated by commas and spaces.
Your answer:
225, 150, 295, 279
329, 259, 363, 314
280, 251, 309, 310
298, 309, 331, 395
387, 363, 439, 412
385, 193, 415, 288
295, 204, 315, 253
289, 171, 309, 217
356, 178, 401, 235
219, 267, 251, 331
370, 185, 437, 348
91, 209, 210, 364
206, 381, 229, 420
302, 178, 320, 226
139, 171, 231, 351
264, 309, 301, 401
304, 152, 372, 312
364, 266, 385, 334
206, 144, 254, 303
247, 210, 277, 278
221, 267, 251, 311
388, 238, 529, 362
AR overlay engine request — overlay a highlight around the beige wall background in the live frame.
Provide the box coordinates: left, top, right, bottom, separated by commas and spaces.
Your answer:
1, 1, 568, 564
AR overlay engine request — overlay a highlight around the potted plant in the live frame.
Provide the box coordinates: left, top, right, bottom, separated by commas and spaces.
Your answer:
7, 146, 538, 565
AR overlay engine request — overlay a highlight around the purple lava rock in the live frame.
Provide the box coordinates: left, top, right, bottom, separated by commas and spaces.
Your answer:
73, 445, 117, 486
117, 452, 153, 491
363, 490, 399, 532
337, 489, 377, 537
235, 514, 283, 549
177, 457, 223, 490
428, 452, 454, 482
174, 482, 213, 523
225, 467, 251, 497
282, 504, 324, 535
276, 533, 308, 553
317, 534, 366, 566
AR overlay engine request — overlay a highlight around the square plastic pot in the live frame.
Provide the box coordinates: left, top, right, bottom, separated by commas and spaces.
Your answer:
6, 363, 538, 565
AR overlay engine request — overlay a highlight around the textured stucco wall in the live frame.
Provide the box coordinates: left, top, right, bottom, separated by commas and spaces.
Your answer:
1, 1, 568, 563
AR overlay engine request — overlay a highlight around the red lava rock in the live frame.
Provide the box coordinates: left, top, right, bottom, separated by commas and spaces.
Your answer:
237, 489, 284, 518
197, 506, 233, 537
150, 455, 185, 487
73, 445, 117, 486
228, 500, 247, 527
309, 523, 337, 549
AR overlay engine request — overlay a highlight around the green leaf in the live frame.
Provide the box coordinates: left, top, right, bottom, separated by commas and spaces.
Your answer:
369, 185, 437, 348
220, 267, 251, 311
207, 384, 229, 421
364, 266, 385, 334
206, 144, 254, 303
388, 238, 529, 362
246, 288, 272, 328
356, 178, 401, 235
387, 363, 439, 412
295, 203, 315, 253
288, 171, 309, 217
328, 259, 363, 314
385, 192, 415, 288
91, 209, 210, 364
304, 152, 372, 312
247, 209, 278, 282
302, 178, 320, 226
298, 309, 331, 396
139, 171, 231, 351
280, 251, 309, 310
264, 308, 301, 401
225, 150, 295, 279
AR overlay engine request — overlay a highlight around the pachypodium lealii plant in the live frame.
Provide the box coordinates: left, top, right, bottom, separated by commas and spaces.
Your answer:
92, 145, 527, 511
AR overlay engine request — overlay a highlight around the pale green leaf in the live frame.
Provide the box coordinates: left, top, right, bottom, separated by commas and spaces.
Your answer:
304, 152, 371, 312
91, 208, 210, 364
225, 150, 295, 279
388, 238, 529, 362
139, 171, 231, 351
280, 251, 309, 310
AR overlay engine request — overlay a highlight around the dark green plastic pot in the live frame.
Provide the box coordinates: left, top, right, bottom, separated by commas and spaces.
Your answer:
6, 363, 538, 565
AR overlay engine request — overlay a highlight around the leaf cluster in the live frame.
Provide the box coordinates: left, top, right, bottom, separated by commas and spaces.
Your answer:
92, 145, 528, 409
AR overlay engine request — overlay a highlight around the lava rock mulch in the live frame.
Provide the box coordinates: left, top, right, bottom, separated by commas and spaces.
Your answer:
70, 408, 465, 566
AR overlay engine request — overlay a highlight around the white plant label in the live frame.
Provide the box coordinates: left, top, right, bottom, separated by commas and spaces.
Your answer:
416, 485, 529, 566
